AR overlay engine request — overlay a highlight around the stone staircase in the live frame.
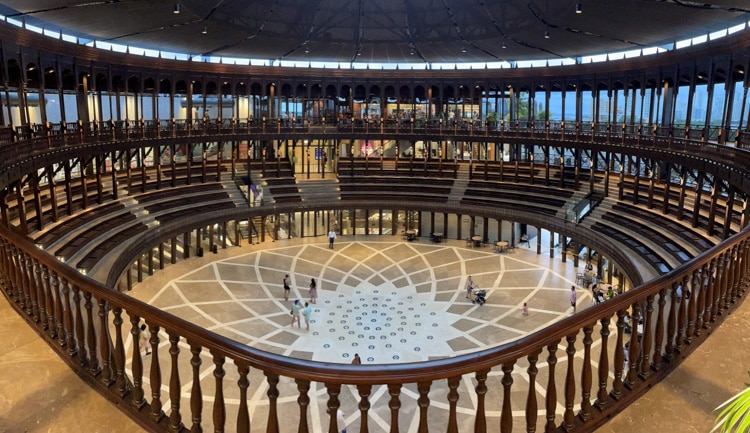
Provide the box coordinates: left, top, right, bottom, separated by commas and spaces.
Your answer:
297, 178, 340, 202
447, 164, 471, 204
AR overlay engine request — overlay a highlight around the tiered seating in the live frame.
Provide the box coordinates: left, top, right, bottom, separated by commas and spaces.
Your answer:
338, 176, 453, 203
461, 181, 574, 215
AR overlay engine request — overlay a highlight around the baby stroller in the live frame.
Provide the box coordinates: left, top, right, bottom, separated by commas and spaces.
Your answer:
473, 289, 487, 305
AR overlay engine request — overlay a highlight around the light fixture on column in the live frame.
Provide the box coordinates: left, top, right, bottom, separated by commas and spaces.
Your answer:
576, 3, 582, 14
501, 41, 507, 49
304, 46, 309, 53
544, 31, 550, 39
202, 25, 207, 34
173, 3, 180, 14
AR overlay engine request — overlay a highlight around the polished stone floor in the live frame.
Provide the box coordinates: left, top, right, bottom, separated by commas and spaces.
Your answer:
1, 234, 748, 432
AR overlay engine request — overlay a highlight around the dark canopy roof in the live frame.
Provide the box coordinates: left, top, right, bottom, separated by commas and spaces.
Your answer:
1, 0, 748, 64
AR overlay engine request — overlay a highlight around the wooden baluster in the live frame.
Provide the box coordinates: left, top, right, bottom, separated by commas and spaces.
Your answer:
624, 304, 640, 389
326, 383, 342, 433
295, 379, 311, 433
473, 370, 489, 433
713, 254, 725, 315
98, 298, 114, 385
264, 372, 280, 433
416, 381, 431, 433
544, 342, 559, 433
387, 383, 402, 433
61, 279, 77, 356
501, 362, 515, 433
212, 354, 226, 432
357, 384, 373, 433
19, 252, 31, 315
639, 296, 655, 378
562, 333, 578, 431
84, 291, 100, 375
693, 263, 708, 330
112, 306, 129, 396
149, 324, 163, 423
73, 285, 87, 366
27, 254, 39, 321
130, 315, 145, 408
42, 265, 55, 335
686, 272, 699, 342
611, 311, 625, 400
665, 283, 678, 359
169, 332, 184, 432
526, 351, 540, 433
675, 276, 690, 351
446, 376, 460, 433
9, 245, 21, 304
190, 344, 203, 432
52, 270, 68, 347
595, 316, 611, 409
708, 257, 720, 323
32, 258, 44, 324
651, 288, 667, 370
720, 253, 731, 311
579, 325, 593, 422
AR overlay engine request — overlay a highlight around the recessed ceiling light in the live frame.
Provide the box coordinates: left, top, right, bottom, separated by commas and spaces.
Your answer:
544, 31, 550, 39
173, 3, 180, 14
202, 26, 207, 34
576, 3, 582, 14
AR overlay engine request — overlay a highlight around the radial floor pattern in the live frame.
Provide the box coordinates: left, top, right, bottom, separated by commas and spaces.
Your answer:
129, 236, 597, 432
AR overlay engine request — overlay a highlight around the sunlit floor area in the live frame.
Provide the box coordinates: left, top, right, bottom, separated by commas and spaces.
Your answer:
1, 233, 747, 432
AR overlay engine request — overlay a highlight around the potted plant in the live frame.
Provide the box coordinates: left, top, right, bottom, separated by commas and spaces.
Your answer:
712, 372, 750, 433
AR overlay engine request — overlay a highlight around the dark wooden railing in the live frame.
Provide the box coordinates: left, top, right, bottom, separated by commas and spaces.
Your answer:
0, 123, 748, 433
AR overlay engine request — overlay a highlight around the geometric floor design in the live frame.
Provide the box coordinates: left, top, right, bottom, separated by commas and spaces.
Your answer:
128, 237, 596, 432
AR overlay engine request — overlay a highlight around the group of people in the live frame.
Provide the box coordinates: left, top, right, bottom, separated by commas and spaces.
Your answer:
290, 299, 313, 331
283, 274, 318, 304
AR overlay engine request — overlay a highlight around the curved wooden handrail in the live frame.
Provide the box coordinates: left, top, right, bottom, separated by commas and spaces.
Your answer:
1, 124, 748, 433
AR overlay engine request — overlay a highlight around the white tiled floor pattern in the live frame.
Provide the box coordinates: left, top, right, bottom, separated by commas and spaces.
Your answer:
130, 238, 596, 433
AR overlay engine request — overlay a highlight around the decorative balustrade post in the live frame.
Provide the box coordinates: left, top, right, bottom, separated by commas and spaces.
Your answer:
356, 383, 373, 433
526, 351, 541, 433
501, 362, 515, 433
51, 271, 65, 345
674, 279, 688, 353
579, 325, 593, 422
18, 252, 30, 314
639, 296, 655, 378
296, 379, 311, 433
84, 291, 100, 375
446, 376, 460, 433
32, 258, 43, 324
129, 315, 146, 408
473, 370, 489, 433
595, 316, 611, 409
416, 381, 431, 433
699, 263, 711, 330
611, 311, 626, 400
98, 298, 114, 385
42, 264, 55, 335
686, 272, 699, 342
624, 304, 641, 389
147, 323, 163, 422
72, 285, 87, 367
652, 288, 667, 370
562, 332, 577, 432
326, 382, 342, 433
168, 332, 184, 433
190, 344, 203, 432
61, 279, 77, 356
544, 342, 559, 433
112, 306, 129, 396
210, 353, 225, 431
264, 372, 280, 433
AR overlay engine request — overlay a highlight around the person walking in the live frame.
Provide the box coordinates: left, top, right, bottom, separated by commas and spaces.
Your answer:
328, 229, 337, 249
465, 276, 474, 301
290, 299, 302, 329
570, 285, 578, 313
309, 278, 318, 304
139, 323, 150, 356
522, 302, 529, 316
282, 274, 291, 301
327, 408, 347, 433
303, 302, 312, 331
351, 353, 362, 365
